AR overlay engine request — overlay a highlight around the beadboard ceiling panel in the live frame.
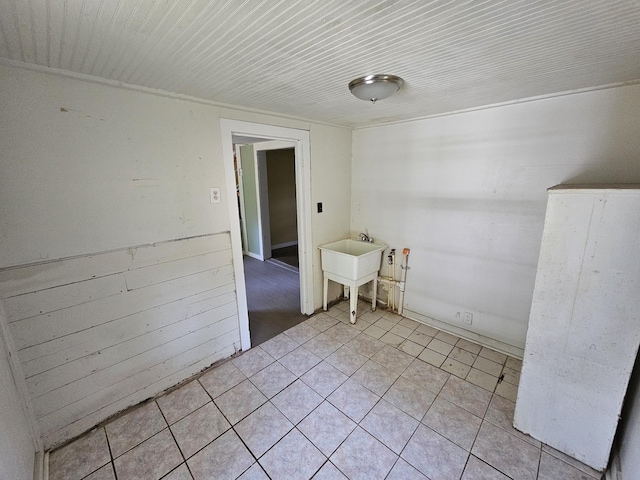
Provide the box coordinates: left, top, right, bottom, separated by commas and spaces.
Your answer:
1, 0, 639, 127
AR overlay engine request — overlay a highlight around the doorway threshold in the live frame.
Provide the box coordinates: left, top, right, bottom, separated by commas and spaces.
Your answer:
266, 257, 299, 274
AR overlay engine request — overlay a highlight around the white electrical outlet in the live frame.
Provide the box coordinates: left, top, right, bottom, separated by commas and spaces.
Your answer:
455, 312, 461, 321
463, 312, 473, 325
209, 187, 221, 204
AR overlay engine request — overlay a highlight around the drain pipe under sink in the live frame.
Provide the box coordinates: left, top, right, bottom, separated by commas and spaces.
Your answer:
378, 248, 410, 315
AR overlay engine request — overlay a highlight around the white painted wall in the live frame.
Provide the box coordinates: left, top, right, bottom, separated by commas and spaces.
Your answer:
0, 66, 230, 268
351, 84, 640, 475
0, 64, 352, 449
0, 305, 35, 480
351, 84, 640, 350
310, 124, 353, 306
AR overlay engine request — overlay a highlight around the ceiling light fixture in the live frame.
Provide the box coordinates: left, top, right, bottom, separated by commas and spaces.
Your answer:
348, 74, 404, 103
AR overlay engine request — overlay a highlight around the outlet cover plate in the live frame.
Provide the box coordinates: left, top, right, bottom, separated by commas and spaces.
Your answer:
210, 187, 221, 204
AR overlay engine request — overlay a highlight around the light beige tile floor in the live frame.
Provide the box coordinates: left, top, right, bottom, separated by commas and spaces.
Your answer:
48, 300, 602, 480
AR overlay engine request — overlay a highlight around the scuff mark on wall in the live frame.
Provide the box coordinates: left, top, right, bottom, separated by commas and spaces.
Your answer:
59, 107, 103, 121
131, 178, 159, 187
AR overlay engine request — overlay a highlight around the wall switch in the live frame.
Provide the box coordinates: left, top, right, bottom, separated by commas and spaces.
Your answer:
317, 202, 323, 213
463, 312, 473, 325
210, 187, 221, 204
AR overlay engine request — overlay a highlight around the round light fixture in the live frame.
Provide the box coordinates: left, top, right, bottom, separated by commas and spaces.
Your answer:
348, 74, 404, 103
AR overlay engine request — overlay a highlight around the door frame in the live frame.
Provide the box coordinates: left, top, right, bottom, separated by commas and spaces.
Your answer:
220, 119, 314, 352
255, 148, 270, 260
255, 140, 297, 260
237, 144, 265, 260
235, 144, 250, 255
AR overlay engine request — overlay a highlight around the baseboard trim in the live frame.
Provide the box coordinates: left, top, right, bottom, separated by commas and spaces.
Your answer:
401, 309, 525, 359
354, 293, 525, 358
272, 241, 298, 250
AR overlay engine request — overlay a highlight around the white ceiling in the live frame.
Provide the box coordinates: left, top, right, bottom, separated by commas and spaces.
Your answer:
1, 0, 639, 128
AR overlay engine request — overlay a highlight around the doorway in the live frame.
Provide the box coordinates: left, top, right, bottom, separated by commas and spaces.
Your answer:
264, 145, 299, 270
237, 141, 298, 267
236, 141, 302, 345
220, 120, 313, 351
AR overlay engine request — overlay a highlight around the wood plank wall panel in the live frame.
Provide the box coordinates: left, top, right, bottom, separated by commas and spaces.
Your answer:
0, 233, 240, 449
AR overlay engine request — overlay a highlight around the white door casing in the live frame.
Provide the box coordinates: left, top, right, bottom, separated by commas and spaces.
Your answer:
220, 119, 313, 351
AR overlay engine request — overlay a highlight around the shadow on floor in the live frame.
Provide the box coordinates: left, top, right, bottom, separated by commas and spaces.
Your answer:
243, 255, 306, 346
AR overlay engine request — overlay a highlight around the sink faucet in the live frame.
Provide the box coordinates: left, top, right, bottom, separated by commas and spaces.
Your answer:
359, 233, 373, 243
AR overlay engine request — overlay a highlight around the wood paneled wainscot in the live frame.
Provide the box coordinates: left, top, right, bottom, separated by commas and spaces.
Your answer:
0, 233, 240, 449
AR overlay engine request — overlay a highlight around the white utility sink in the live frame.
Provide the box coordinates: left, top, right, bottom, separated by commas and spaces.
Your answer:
319, 239, 387, 323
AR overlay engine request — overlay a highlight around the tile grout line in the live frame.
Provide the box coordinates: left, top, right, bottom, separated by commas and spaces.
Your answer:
103, 428, 117, 480
346, 305, 528, 479
62, 301, 584, 480
154, 398, 195, 480
198, 368, 271, 479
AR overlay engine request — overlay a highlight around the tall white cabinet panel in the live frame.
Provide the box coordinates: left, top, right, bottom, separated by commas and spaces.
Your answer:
514, 185, 640, 472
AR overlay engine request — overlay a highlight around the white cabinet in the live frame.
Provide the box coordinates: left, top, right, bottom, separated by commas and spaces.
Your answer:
514, 185, 640, 472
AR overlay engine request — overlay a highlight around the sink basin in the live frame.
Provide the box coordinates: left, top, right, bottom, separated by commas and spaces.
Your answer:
319, 239, 387, 282
319, 239, 387, 323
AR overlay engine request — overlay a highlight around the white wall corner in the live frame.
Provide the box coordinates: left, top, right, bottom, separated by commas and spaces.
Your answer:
0, 300, 43, 479
34, 451, 47, 480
